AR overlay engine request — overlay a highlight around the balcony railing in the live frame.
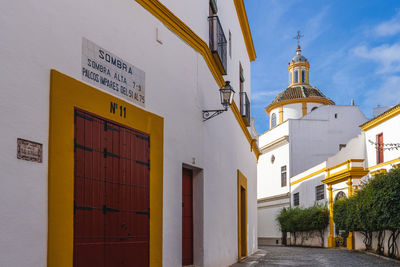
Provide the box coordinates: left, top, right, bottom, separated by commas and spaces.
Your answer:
240, 92, 251, 127
209, 15, 227, 75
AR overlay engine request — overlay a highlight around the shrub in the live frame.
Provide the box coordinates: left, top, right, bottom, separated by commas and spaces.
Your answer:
277, 205, 329, 247
333, 168, 400, 257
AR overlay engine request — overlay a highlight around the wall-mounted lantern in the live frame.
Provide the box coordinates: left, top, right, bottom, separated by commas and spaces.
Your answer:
202, 81, 235, 121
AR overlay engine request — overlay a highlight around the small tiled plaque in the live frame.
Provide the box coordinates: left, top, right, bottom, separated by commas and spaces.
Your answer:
17, 138, 43, 163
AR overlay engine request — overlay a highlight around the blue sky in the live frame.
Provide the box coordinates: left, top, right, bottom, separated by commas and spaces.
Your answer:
245, 0, 400, 134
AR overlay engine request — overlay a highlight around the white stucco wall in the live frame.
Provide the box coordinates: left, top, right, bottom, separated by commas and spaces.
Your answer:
0, 1, 257, 266
257, 199, 289, 239
291, 162, 327, 208
327, 133, 366, 168
307, 103, 324, 114
364, 114, 400, 168
290, 105, 367, 176
257, 144, 290, 198
283, 103, 302, 121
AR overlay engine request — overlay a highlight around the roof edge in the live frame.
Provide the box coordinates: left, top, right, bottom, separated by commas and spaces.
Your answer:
360, 104, 400, 131
233, 0, 256, 61
265, 98, 335, 114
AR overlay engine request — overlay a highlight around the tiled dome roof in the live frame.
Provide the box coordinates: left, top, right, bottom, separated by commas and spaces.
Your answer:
269, 85, 334, 106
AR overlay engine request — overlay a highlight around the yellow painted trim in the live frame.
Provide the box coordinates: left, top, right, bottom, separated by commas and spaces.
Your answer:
346, 178, 354, 250
48, 70, 164, 267
302, 102, 307, 116
326, 159, 364, 172
290, 168, 326, 186
322, 168, 368, 185
135, 0, 224, 87
231, 101, 260, 159
266, 98, 334, 115
328, 184, 335, 247
360, 104, 400, 131
368, 157, 400, 171
370, 169, 387, 176
135, 0, 259, 160
233, 0, 256, 61
237, 170, 248, 262
279, 106, 283, 124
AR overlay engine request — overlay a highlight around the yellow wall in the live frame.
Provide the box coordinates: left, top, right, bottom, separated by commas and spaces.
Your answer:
48, 70, 163, 267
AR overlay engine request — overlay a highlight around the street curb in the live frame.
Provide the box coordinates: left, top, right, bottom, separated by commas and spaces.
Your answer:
354, 249, 400, 264
229, 249, 267, 267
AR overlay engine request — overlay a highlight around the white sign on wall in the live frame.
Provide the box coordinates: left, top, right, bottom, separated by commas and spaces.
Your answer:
82, 38, 145, 107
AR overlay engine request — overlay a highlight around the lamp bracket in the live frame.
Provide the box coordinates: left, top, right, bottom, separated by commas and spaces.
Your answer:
202, 107, 228, 121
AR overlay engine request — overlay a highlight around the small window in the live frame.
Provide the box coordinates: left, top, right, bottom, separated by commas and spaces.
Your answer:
376, 133, 384, 164
229, 31, 232, 59
294, 70, 299, 83
281, 166, 287, 187
334, 113, 338, 119
315, 185, 324, 201
339, 144, 346, 151
271, 113, 277, 128
293, 192, 299, 206
301, 70, 305, 83
311, 106, 318, 112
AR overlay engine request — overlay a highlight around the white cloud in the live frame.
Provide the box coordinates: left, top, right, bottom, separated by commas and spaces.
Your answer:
373, 11, 400, 36
352, 43, 400, 73
362, 76, 400, 108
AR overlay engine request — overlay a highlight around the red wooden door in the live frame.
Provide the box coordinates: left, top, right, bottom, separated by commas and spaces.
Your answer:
376, 133, 384, 164
182, 169, 193, 266
74, 109, 150, 267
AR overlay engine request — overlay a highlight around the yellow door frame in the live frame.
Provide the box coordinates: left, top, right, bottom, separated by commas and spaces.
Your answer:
237, 170, 248, 261
47, 70, 163, 267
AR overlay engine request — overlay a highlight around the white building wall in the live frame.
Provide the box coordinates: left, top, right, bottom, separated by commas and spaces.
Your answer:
283, 103, 302, 121
290, 105, 367, 176
364, 115, 400, 168
291, 162, 327, 208
259, 121, 289, 147
327, 133, 366, 168
257, 144, 290, 198
0, 1, 257, 266
306, 103, 324, 113
257, 198, 289, 240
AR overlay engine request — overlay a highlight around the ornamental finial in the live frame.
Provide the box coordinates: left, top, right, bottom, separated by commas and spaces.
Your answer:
294, 30, 304, 46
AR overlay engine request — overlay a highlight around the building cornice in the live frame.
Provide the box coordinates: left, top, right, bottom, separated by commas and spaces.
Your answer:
260, 135, 289, 154
266, 97, 334, 115
257, 192, 290, 203
360, 104, 400, 131
233, 0, 256, 61
135, 0, 260, 159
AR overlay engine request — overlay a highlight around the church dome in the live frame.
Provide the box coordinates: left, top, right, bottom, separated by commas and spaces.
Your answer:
268, 85, 333, 108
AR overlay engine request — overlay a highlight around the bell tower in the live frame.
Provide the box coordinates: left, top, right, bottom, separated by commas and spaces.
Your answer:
288, 31, 310, 87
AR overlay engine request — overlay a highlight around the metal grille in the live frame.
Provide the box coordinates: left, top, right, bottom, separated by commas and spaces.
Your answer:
315, 184, 324, 201
209, 15, 227, 74
293, 192, 299, 206
240, 92, 251, 127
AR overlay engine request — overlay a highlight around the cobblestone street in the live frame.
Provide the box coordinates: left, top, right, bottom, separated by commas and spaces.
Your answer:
241, 246, 400, 267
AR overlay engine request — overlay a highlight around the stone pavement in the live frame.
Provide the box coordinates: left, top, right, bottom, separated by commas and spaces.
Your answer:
231, 246, 400, 267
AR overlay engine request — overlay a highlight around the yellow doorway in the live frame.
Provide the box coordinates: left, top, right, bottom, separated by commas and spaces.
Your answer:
237, 170, 247, 261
